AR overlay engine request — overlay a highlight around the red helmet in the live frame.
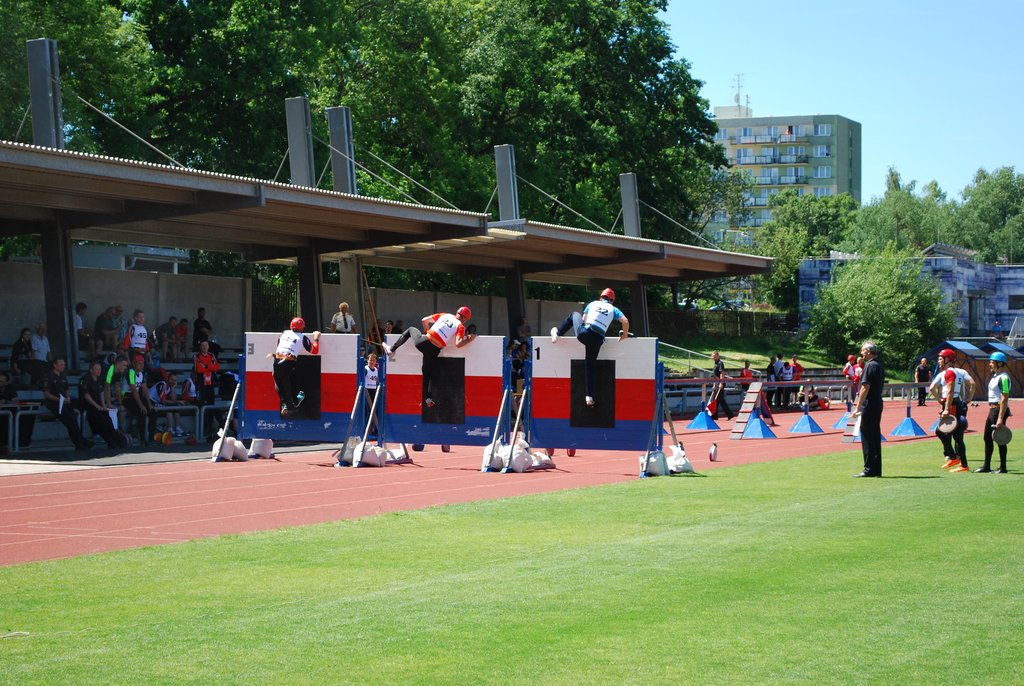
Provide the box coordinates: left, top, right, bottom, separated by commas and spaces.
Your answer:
847, 355, 856, 363
457, 306, 472, 320
290, 317, 305, 331
939, 348, 956, 360
601, 287, 616, 302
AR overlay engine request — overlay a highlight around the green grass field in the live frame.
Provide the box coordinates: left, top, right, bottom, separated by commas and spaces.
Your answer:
3, 436, 1022, 685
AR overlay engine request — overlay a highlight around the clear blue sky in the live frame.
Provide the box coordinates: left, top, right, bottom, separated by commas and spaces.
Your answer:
662, 1, 1024, 203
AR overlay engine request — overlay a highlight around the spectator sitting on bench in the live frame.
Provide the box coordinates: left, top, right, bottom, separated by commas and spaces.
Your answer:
94, 305, 118, 352
10, 327, 37, 387
75, 302, 102, 359
104, 354, 130, 435
154, 316, 183, 363
42, 357, 92, 452
0, 370, 35, 454
124, 355, 156, 447
150, 371, 187, 437
78, 361, 124, 450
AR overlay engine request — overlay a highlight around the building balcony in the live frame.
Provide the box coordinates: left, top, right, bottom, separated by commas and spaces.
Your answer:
779, 154, 808, 163
754, 155, 778, 164
778, 176, 808, 185
737, 217, 770, 227
735, 157, 757, 165
747, 197, 770, 206
754, 177, 778, 185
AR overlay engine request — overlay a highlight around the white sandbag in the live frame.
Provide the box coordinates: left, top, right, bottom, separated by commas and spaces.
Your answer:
231, 438, 249, 462
507, 447, 532, 473
210, 433, 235, 462
385, 444, 407, 462
248, 437, 274, 459
514, 438, 530, 452
360, 445, 387, 467
666, 444, 693, 474
530, 451, 555, 469
643, 450, 669, 476
483, 441, 507, 470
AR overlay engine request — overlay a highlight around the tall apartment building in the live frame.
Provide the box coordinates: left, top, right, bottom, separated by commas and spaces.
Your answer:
711, 107, 862, 230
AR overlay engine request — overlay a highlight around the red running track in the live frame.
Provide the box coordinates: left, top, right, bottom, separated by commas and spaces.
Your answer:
0, 403, 942, 566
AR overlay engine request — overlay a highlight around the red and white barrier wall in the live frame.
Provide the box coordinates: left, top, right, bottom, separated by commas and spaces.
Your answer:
529, 336, 658, 451
382, 334, 507, 446
241, 332, 359, 441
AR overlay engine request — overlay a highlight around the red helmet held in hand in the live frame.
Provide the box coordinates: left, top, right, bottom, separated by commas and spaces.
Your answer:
290, 317, 305, 331
601, 288, 615, 302
457, 306, 472, 320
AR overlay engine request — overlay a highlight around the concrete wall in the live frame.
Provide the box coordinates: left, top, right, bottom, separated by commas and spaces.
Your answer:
0, 262, 250, 352
321, 283, 581, 339
0, 260, 581, 354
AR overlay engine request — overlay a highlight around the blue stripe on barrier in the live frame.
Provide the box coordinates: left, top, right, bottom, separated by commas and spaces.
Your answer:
529, 418, 652, 451
245, 410, 353, 441
383, 415, 498, 446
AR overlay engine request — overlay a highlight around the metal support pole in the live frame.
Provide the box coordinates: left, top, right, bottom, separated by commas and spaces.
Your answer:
26, 38, 64, 149
326, 106, 357, 194
285, 96, 316, 187
494, 144, 520, 221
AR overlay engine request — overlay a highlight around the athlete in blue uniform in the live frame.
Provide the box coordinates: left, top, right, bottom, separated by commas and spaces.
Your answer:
550, 288, 629, 407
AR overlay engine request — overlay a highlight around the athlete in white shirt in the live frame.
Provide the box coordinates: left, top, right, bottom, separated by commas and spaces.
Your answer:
550, 288, 629, 407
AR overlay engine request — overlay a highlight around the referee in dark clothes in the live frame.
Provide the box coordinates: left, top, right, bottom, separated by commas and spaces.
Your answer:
852, 341, 884, 477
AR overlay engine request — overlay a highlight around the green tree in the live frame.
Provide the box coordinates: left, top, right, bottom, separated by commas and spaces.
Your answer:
840, 168, 954, 254
0, 0, 153, 157
806, 247, 957, 374
751, 190, 858, 310
948, 167, 1024, 263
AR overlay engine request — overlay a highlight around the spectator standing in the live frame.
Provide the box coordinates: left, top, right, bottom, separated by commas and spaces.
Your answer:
842, 354, 857, 404
364, 352, 379, 434
977, 351, 1012, 473
710, 351, 734, 420
738, 360, 753, 390
773, 353, 785, 407
192, 307, 212, 352
78, 361, 123, 450
122, 309, 153, 368
41, 357, 91, 452
791, 355, 804, 382
779, 359, 795, 407
516, 316, 532, 341
914, 357, 931, 406
329, 302, 357, 334
852, 341, 884, 477
104, 355, 130, 433
933, 348, 975, 472
764, 355, 777, 406
194, 339, 220, 407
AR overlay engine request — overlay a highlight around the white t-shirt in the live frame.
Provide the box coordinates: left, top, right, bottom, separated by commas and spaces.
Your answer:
276, 330, 304, 357
331, 312, 355, 333
364, 364, 379, 390
30, 334, 51, 361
